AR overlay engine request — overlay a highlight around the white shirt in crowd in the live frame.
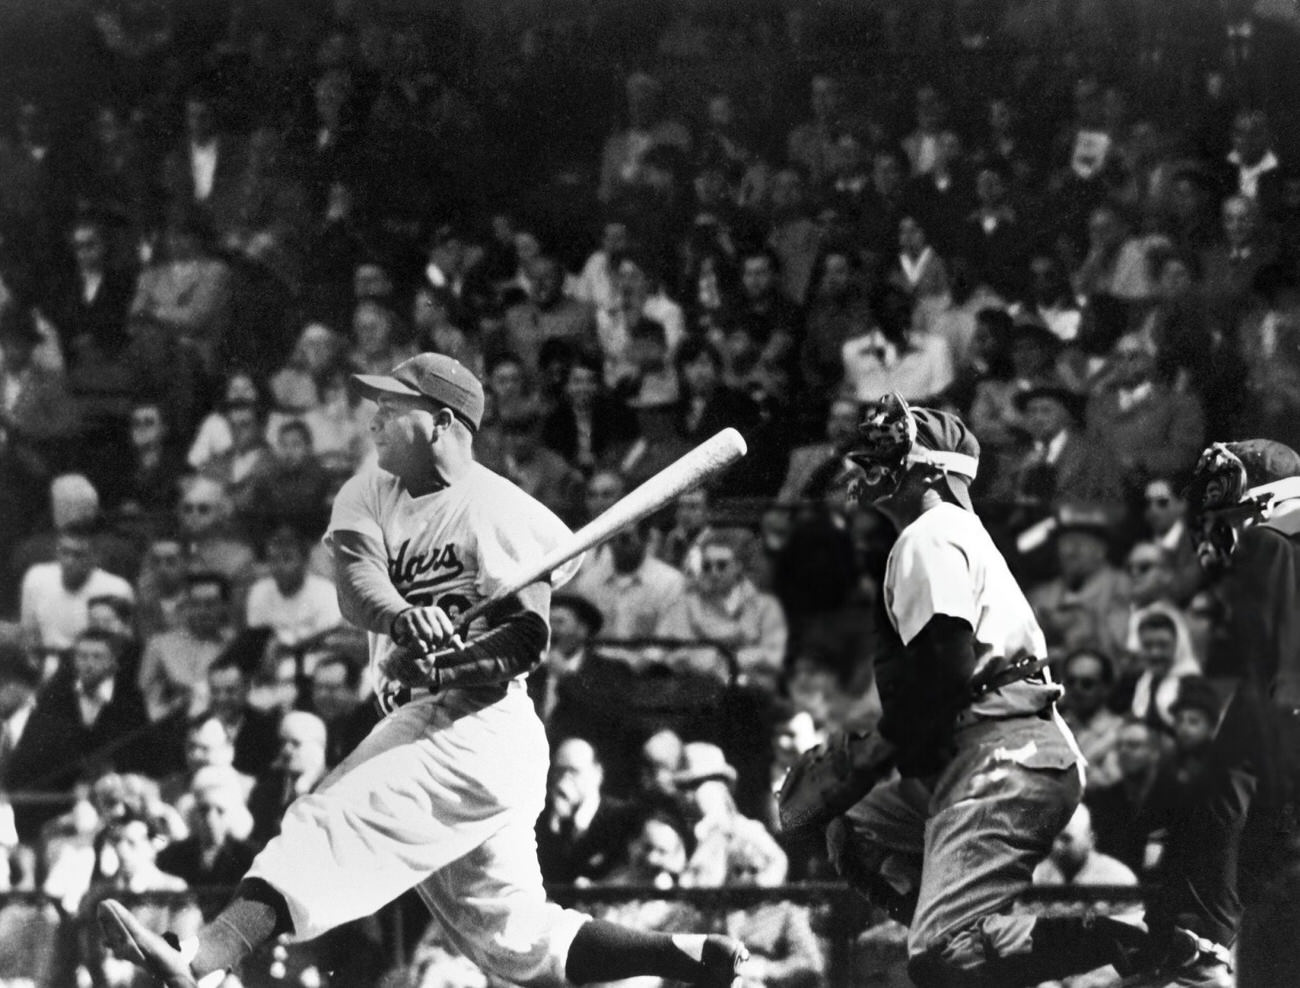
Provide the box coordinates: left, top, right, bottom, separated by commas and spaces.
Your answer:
20, 563, 135, 651
245, 573, 343, 647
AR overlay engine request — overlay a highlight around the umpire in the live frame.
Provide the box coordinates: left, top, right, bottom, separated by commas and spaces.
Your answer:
1136, 440, 1300, 986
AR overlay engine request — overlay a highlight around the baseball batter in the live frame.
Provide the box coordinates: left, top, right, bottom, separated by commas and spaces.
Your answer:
98, 353, 747, 988
819, 394, 1149, 986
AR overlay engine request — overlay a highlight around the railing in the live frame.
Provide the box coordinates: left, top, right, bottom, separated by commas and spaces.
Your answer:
0, 884, 1148, 988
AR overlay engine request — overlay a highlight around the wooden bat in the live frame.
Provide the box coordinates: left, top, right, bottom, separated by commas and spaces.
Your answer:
456, 427, 748, 629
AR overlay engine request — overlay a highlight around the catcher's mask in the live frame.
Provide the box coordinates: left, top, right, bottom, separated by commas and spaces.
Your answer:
845, 393, 979, 507
1190, 442, 1300, 572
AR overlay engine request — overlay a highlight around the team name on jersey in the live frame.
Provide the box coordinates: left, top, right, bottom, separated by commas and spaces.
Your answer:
389, 539, 466, 593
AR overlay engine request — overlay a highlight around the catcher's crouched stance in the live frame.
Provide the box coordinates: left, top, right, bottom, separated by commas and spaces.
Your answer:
780, 395, 1148, 987
94, 354, 747, 988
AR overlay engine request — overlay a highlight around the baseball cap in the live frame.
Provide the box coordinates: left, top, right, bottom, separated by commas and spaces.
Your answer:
911, 406, 981, 512
351, 353, 485, 431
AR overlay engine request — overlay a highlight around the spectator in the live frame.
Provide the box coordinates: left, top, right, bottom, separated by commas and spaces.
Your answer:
960, 158, 1028, 299
799, 247, 875, 402
1034, 803, 1138, 888
500, 256, 598, 376
138, 572, 236, 721
1139, 475, 1202, 605
134, 533, 188, 640
50, 213, 135, 358
1168, 676, 1224, 784
0, 643, 39, 781
1201, 194, 1279, 321
1085, 717, 1164, 878
244, 420, 333, 535
247, 710, 328, 847
201, 399, 276, 518
348, 299, 417, 377
534, 593, 640, 786
204, 655, 281, 779
1225, 109, 1283, 216
675, 339, 768, 495
5, 629, 153, 840
569, 518, 687, 662
721, 834, 823, 988
637, 730, 685, 811
598, 72, 692, 205
495, 400, 585, 525
115, 399, 187, 517
0, 304, 80, 453
730, 247, 802, 375
536, 738, 640, 886
160, 86, 251, 240
309, 654, 377, 769
86, 594, 142, 685
1238, 261, 1300, 451
245, 526, 341, 650
157, 766, 257, 892
1072, 200, 1161, 304
174, 476, 257, 590
597, 252, 686, 392
157, 715, 251, 812
657, 529, 788, 687
1059, 648, 1124, 789
1128, 607, 1200, 732
1029, 504, 1133, 660
787, 74, 852, 190
675, 742, 785, 889
888, 215, 950, 305
79, 812, 197, 988
766, 164, 823, 305
596, 809, 699, 943
776, 397, 859, 505
540, 350, 638, 475
1004, 378, 1119, 517
1085, 332, 1206, 492
657, 487, 715, 574
129, 209, 234, 373
185, 369, 265, 471
573, 219, 631, 314
19, 523, 134, 658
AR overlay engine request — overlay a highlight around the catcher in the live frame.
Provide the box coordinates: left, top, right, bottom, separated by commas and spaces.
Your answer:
779, 394, 1148, 986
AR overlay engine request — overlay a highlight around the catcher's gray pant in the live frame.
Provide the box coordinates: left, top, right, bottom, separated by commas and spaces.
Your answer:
831, 711, 1083, 983
246, 685, 588, 987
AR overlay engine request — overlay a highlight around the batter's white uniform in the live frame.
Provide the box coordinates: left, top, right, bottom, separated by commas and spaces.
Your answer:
246, 462, 589, 987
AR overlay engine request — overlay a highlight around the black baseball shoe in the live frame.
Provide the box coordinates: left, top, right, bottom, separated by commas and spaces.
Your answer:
98, 899, 199, 988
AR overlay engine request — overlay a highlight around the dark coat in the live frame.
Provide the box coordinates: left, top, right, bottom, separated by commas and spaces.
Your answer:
157, 835, 257, 889
535, 795, 641, 885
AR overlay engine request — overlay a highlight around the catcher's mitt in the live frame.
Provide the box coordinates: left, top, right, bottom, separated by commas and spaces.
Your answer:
777, 729, 897, 840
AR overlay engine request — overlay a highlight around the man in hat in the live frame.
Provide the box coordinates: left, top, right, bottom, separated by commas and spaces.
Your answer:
1007, 379, 1120, 515
1126, 438, 1300, 986
97, 353, 748, 988
1028, 504, 1133, 661
537, 592, 642, 788
812, 393, 1148, 986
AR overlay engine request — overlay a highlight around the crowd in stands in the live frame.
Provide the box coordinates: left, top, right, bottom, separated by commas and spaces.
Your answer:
1, 0, 1299, 984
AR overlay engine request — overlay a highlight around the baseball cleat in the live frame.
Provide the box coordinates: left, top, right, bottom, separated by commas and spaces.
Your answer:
1119, 928, 1233, 988
694, 935, 749, 988
98, 899, 199, 988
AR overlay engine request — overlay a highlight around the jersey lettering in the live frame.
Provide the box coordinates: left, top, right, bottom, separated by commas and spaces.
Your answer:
389, 539, 466, 593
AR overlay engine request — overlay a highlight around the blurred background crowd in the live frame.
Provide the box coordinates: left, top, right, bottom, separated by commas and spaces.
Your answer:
1, 0, 1298, 984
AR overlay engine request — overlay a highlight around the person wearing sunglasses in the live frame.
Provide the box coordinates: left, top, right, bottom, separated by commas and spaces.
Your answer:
1059, 648, 1123, 789
1140, 476, 1202, 606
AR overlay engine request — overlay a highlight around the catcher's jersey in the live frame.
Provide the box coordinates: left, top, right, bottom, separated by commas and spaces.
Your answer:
325, 461, 582, 699
884, 502, 1061, 718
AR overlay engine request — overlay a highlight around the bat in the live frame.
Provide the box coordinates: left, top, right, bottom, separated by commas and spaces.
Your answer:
455, 427, 748, 630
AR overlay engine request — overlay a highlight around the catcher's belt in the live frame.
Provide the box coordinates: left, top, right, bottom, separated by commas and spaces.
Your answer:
777, 651, 1049, 838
